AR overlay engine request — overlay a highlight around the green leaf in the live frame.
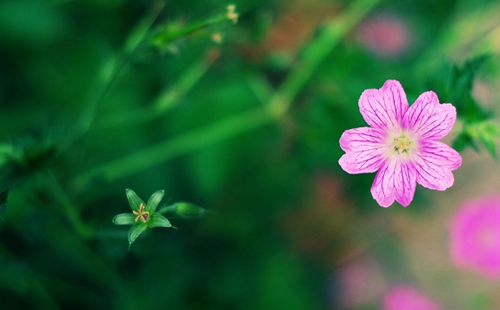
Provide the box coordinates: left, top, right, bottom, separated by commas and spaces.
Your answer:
146, 189, 164, 213
0, 216, 4, 223
147, 213, 172, 228
126, 188, 145, 212
428, 54, 491, 123
128, 222, 148, 246
112, 213, 136, 225
450, 54, 491, 122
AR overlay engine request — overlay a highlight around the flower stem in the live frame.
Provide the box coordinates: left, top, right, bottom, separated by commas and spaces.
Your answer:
74, 108, 275, 186
73, 0, 381, 187
269, 0, 382, 116
47, 172, 93, 239
76, 3, 165, 135
95, 49, 220, 129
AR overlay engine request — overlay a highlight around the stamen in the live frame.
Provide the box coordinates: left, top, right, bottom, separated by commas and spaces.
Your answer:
133, 203, 150, 223
390, 133, 414, 155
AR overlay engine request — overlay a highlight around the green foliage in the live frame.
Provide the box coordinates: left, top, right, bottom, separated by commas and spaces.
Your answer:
1, 0, 500, 309
448, 54, 491, 122
428, 54, 499, 157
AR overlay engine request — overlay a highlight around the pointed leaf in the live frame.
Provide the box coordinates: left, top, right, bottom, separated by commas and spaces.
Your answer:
479, 131, 497, 159
126, 189, 145, 212
146, 189, 164, 212
147, 213, 172, 228
112, 213, 136, 225
128, 222, 148, 246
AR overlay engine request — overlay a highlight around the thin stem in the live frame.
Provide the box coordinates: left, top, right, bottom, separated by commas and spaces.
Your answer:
269, 0, 382, 115
73, 0, 382, 187
74, 109, 275, 186
96, 49, 220, 129
73, 2, 166, 138
47, 171, 93, 239
150, 14, 228, 47
157, 205, 176, 214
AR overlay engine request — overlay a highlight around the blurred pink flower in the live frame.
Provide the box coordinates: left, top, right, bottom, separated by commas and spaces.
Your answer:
339, 80, 461, 207
383, 286, 441, 310
336, 257, 386, 308
450, 195, 500, 278
357, 15, 411, 58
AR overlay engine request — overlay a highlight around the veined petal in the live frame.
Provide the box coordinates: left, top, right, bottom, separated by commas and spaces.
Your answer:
359, 80, 409, 130
126, 188, 145, 212
339, 127, 385, 174
413, 141, 462, 190
112, 213, 136, 225
147, 213, 173, 228
146, 189, 164, 213
128, 221, 148, 246
370, 159, 416, 207
403, 91, 456, 140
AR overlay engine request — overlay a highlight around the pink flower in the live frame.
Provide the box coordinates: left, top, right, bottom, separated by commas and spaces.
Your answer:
383, 286, 441, 310
450, 195, 500, 278
339, 80, 462, 207
357, 14, 411, 58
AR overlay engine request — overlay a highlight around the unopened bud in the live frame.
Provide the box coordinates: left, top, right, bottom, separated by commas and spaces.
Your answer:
173, 202, 206, 220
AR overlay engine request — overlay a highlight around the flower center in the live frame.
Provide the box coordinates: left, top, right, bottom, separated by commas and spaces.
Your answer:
133, 203, 150, 223
389, 132, 415, 156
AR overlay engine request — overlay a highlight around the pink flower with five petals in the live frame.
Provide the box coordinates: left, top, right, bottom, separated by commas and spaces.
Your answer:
339, 80, 462, 207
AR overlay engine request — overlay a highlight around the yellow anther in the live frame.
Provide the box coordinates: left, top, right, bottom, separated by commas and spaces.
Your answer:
133, 203, 150, 223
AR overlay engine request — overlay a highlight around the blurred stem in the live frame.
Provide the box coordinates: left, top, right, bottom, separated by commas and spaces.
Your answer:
75, 109, 275, 185
75, 3, 235, 135
268, 0, 383, 116
46, 172, 93, 239
75, 2, 165, 135
414, 0, 500, 75
74, 0, 381, 186
96, 49, 220, 129
157, 205, 176, 214
150, 13, 229, 47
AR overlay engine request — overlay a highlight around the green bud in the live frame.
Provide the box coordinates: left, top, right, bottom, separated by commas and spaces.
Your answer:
172, 202, 206, 220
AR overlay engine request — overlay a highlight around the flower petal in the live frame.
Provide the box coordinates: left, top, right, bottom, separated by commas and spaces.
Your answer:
370, 159, 416, 207
126, 188, 145, 212
112, 213, 136, 225
358, 80, 409, 130
128, 221, 147, 246
403, 91, 456, 140
146, 189, 164, 212
339, 127, 385, 174
147, 213, 173, 228
413, 141, 462, 190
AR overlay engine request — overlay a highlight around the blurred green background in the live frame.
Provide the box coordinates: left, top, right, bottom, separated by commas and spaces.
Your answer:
1, 0, 500, 309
